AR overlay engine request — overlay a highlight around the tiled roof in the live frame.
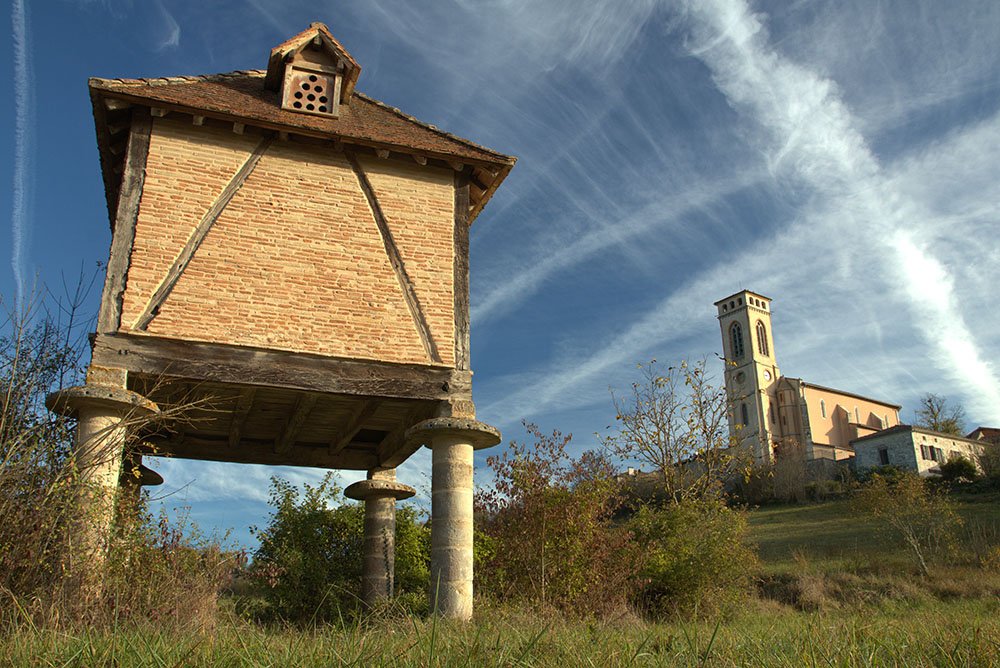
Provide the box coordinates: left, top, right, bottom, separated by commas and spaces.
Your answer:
89, 70, 514, 166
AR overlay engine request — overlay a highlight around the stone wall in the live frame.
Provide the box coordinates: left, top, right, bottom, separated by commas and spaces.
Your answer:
854, 426, 987, 476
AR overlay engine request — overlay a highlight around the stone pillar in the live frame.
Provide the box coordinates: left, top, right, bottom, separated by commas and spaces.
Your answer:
344, 469, 415, 606
46, 384, 158, 578
405, 418, 500, 620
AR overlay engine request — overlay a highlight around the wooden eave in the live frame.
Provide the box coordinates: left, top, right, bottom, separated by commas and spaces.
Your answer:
89, 85, 515, 231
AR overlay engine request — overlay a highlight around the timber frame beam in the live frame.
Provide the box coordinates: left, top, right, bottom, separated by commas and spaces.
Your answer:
92, 332, 471, 402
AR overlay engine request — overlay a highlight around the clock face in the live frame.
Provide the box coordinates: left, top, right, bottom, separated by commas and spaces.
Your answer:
763, 370, 772, 381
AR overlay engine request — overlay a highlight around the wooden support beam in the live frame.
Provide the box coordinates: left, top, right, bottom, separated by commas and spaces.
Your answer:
134, 134, 274, 330
91, 333, 471, 401
453, 173, 471, 370
141, 435, 378, 471
330, 400, 377, 455
447, 160, 465, 172
377, 405, 428, 467
412, 154, 428, 166
346, 153, 442, 364
375, 149, 390, 159
470, 174, 489, 192
151, 107, 168, 118
276, 393, 318, 454
97, 108, 152, 334
278, 131, 289, 141
232, 122, 245, 135
192, 115, 205, 126
228, 387, 256, 448
105, 98, 130, 111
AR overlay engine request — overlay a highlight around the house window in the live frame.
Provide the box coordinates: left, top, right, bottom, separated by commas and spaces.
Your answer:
820, 400, 826, 418
920, 444, 931, 460
756, 320, 769, 356
730, 322, 745, 359
879, 448, 889, 465
740, 403, 749, 426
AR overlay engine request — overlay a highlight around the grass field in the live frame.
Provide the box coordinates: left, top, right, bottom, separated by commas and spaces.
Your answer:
4, 599, 998, 666
4, 493, 999, 666
749, 491, 1000, 574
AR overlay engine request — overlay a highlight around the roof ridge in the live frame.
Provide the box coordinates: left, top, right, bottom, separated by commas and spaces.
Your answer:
353, 90, 515, 164
90, 70, 266, 87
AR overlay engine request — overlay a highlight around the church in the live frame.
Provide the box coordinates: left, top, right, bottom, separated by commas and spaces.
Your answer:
714, 290, 902, 466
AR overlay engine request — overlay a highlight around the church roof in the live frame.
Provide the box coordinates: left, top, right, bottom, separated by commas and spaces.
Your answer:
791, 378, 902, 410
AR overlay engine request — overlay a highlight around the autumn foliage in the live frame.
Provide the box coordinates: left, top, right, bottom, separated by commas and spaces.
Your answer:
475, 423, 641, 616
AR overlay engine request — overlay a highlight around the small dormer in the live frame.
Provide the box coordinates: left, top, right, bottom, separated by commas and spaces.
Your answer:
264, 22, 361, 119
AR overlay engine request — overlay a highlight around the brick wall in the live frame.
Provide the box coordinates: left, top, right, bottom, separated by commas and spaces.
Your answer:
120, 118, 455, 366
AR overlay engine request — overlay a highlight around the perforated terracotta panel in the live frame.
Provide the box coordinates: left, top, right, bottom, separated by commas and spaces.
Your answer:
282, 67, 339, 117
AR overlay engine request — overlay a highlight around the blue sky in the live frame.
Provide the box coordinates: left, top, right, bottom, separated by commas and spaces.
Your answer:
4, 0, 1000, 548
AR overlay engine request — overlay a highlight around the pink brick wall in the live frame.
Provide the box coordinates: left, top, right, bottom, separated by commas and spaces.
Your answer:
120, 118, 455, 366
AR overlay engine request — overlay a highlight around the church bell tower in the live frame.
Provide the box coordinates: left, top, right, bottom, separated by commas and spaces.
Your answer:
714, 290, 780, 463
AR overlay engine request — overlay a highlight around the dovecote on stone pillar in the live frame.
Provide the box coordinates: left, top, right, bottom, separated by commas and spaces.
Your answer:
85, 22, 515, 472
264, 22, 360, 118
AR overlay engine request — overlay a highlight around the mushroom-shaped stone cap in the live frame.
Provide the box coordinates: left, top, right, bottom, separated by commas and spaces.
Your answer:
122, 463, 165, 487
405, 417, 501, 451
344, 479, 416, 501
46, 384, 159, 419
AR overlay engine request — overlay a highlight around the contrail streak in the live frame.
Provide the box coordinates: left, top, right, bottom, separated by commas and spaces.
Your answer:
11, 0, 32, 311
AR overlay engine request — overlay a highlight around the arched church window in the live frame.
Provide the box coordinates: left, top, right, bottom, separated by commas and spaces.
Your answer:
820, 399, 826, 418
756, 320, 769, 356
740, 403, 749, 426
730, 322, 745, 359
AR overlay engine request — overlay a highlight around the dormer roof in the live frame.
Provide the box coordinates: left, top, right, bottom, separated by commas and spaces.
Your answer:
263, 22, 360, 103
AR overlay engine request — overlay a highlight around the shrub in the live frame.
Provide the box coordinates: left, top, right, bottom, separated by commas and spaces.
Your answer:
476, 423, 641, 616
854, 472, 962, 575
1, 287, 240, 630
629, 498, 758, 618
245, 474, 429, 623
938, 456, 978, 483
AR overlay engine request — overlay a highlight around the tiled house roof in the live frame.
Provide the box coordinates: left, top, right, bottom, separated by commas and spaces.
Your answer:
89, 24, 515, 227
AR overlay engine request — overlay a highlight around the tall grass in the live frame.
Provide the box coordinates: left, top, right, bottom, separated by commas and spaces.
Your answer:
2, 599, 998, 666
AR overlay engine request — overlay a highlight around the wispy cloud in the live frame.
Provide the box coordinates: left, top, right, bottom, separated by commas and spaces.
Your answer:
152, 0, 180, 51
480, 0, 1000, 426
10, 0, 32, 311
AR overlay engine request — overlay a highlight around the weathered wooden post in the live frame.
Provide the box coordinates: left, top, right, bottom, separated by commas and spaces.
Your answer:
67, 22, 514, 615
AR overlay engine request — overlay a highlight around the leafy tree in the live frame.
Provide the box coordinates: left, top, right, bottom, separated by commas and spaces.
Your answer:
602, 359, 750, 503
915, 393, 966, 435
476, 422, 640, 616
854, 471, 962, 576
